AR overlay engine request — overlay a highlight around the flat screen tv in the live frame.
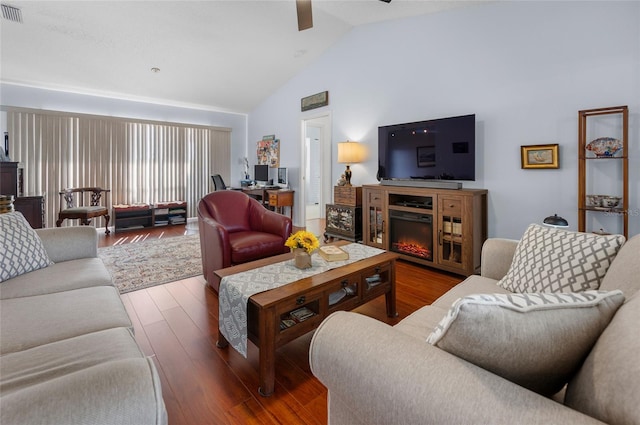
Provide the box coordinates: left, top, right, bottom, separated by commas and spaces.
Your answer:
378, 114, 475, 182
254, 164, 269, 184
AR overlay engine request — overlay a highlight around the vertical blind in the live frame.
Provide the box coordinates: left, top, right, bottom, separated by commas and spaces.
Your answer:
7, 109, 231, 229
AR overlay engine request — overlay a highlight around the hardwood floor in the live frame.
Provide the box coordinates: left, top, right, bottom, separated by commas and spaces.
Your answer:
99, 221, 463, 424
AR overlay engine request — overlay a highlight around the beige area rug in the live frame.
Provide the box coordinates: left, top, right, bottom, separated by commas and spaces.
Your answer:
98, 234, 203, 293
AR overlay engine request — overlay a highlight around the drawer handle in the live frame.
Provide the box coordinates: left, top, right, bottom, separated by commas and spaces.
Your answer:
296, 296, 306, 305
449, 204, 455, 208
341, 279, 349, 288
375, 267, 381, 274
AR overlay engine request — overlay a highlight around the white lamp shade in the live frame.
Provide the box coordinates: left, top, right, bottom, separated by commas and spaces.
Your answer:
337, 141, 364, 164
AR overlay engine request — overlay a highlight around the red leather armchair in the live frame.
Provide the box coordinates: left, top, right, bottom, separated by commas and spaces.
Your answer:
197, 191, 292, 292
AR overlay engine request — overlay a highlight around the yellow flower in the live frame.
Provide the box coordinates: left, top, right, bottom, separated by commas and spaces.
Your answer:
285, 230, 320, 254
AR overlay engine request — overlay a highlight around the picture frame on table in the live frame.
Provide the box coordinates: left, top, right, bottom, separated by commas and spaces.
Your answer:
521, 144, 559, 169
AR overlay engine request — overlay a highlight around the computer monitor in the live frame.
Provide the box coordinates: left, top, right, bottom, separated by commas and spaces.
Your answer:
277, 167, 288, 188
254, 164, 269, 185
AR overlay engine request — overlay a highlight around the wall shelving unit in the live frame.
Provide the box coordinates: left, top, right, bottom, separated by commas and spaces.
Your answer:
578, 105, 628, 239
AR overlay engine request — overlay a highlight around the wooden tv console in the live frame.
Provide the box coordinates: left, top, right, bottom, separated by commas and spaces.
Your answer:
362, 184, 487, 276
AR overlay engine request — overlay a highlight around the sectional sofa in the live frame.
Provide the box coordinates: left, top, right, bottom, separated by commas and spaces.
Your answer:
311, 224, 640, 425
0, 212, 167, 425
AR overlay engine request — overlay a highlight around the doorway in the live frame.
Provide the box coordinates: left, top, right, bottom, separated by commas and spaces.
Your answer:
305, 125, 321, 220
300, 113, 332, 233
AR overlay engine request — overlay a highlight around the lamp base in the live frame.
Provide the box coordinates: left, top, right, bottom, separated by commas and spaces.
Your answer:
543, 214, 569, 227
344, 165, 352, 186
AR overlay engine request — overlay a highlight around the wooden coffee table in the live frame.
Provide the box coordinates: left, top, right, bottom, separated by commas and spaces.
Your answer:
215, 241, 399, 396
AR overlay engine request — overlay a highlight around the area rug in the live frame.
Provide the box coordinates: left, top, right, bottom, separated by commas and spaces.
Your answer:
98, 234, 202, 293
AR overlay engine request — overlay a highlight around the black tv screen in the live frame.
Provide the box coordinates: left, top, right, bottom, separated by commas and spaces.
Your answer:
378, 114, 475, 181
254, 164, 269, 182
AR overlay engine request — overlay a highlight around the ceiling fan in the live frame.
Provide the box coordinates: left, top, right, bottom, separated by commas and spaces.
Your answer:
296, 0, 392, 31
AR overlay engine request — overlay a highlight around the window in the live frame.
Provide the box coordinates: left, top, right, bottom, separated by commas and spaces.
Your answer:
7, 109, 231, 228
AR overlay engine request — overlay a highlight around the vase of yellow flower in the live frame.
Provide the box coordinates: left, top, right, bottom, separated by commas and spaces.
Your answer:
293, 248, 312, 269
285, 230, 319, 269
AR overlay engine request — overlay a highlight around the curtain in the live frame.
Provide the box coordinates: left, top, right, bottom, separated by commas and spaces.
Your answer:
7, 108, 231, 229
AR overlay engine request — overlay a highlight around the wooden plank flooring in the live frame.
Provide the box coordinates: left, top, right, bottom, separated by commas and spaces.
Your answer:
98, 220, 462, 424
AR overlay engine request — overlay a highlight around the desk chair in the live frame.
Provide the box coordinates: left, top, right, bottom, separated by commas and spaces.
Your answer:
211, 174, 227, 191
56, 187, 111, 234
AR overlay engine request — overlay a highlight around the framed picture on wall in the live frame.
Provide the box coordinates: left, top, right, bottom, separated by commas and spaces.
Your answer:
301, 91, 329, 111
257, 137, 280, 167
521, 144, 559, 169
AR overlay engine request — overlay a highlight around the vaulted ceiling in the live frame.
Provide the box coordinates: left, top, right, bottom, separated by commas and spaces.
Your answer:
1, 1, 483, 113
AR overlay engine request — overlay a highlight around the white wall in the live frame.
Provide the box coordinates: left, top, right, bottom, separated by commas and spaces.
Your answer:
0, 83, 248, 189
248, 1, 640, 238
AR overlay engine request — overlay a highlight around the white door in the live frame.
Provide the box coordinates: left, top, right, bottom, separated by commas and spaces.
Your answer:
300, 113, 332, 224
305, 126, 321, 219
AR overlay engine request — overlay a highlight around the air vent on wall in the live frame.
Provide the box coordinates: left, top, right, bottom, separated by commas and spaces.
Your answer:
1, 4, 23, 23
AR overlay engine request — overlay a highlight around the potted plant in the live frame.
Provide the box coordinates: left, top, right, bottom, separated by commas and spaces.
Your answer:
285, 230, 319, 269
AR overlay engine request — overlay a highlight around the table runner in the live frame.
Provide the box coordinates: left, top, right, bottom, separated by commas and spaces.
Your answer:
219, 243, 386, 357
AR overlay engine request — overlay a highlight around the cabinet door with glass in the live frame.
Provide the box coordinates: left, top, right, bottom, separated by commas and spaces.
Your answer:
437, 195, 465, 271
363, 187, 386, 249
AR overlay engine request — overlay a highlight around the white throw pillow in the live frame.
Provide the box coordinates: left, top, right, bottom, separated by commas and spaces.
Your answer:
427, 290, 625, 396
497, 223, 625, 293
0, 212, 52, 282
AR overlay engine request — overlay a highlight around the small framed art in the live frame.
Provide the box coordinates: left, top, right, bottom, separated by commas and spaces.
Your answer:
521, 144, 559, 169
301, 91, 329, 111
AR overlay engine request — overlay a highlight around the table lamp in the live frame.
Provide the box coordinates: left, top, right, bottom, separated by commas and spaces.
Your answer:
337, 140, 364, 186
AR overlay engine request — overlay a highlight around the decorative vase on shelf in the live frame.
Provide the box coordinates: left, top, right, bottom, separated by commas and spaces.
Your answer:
293, 248, 312, 269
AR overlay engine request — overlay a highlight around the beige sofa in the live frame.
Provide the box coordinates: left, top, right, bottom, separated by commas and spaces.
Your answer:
0, 213, 167, 425
310, 229, 640, 425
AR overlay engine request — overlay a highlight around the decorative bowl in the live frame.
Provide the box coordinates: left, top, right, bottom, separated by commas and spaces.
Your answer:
601, 196, 622, 208
586, 137, 623, 158
586, 194, 604, 207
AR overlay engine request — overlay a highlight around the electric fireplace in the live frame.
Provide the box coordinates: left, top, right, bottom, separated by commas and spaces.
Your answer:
389, 210, 433, 261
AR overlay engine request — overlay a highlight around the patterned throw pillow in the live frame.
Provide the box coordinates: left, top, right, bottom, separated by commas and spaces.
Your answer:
497, 223, 625, 293
426, 291, 625, 396
0, 212, 52, 282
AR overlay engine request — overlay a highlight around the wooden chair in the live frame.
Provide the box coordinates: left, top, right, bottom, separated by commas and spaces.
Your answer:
56, 187, 111, 234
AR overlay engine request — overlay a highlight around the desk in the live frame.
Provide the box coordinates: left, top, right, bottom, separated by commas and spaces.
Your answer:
267, 190, 293, 219
241, 188, 294, 219
241, 187, 268, 201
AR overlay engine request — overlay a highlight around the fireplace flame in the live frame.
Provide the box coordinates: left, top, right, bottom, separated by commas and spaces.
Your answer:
392, 241, 431, 260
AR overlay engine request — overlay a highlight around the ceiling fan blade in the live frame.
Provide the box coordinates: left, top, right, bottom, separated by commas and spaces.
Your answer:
296, 0, 313, 31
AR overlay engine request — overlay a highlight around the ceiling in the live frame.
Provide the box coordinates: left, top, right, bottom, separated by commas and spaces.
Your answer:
1, 1, 483, 114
